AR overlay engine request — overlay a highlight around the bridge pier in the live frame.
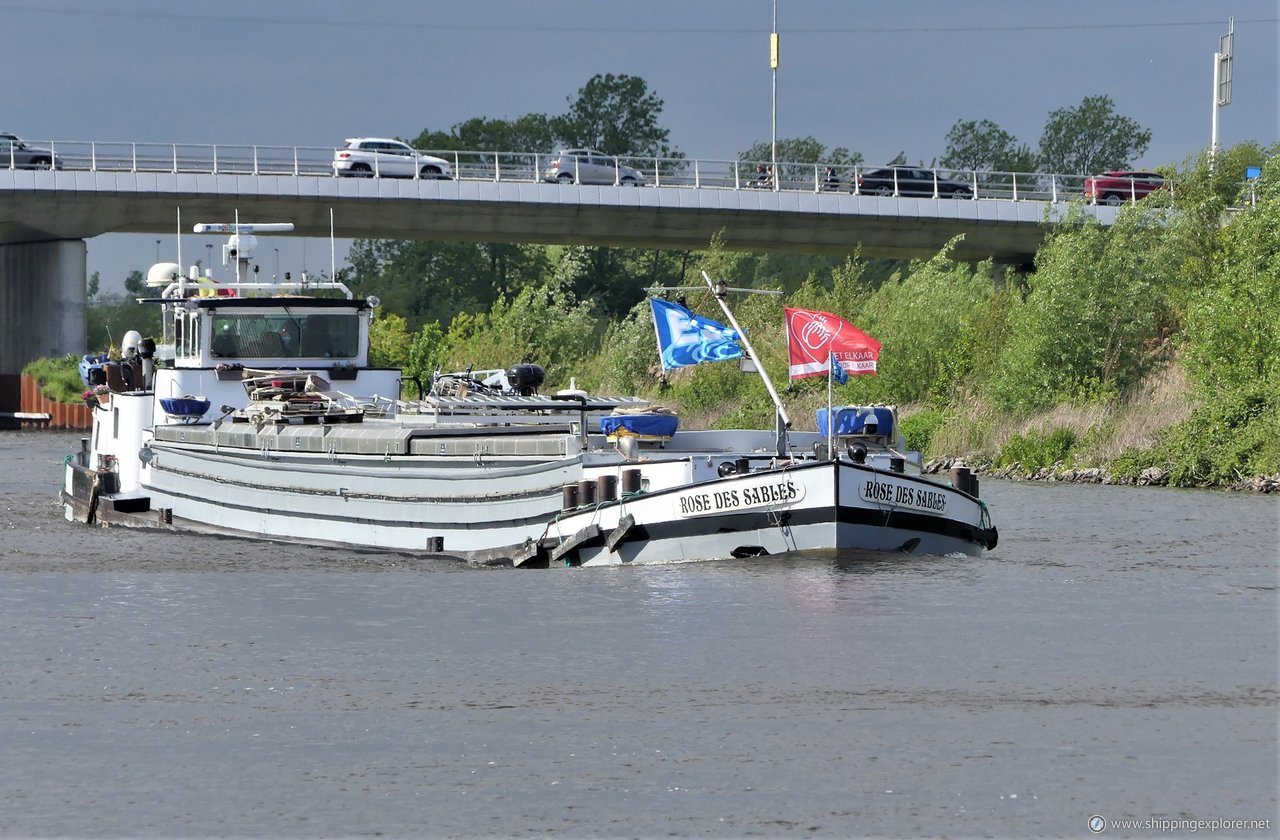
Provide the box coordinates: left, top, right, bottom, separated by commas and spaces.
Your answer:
0, 240, 86, 374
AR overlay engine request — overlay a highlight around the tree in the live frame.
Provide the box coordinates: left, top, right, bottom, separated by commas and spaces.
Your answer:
940, 119, 1037, 173
1038, 94, 1152, 175
551, 73, 678, 158
345, 239, 550, 329
411, 114, 556, 154
124, 270, 146, 297
87, 270, 99, 299
988, 202, 1179, 412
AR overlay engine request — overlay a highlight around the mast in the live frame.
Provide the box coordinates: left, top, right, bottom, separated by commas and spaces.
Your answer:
700, 271, 791, 455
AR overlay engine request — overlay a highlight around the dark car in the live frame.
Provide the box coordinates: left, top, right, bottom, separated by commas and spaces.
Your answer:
1083, 170, 1166, 205
857, 166, 972, 198
0, 132, 62, 170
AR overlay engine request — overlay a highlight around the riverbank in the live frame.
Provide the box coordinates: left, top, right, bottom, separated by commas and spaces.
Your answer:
924, 457, 1280, 494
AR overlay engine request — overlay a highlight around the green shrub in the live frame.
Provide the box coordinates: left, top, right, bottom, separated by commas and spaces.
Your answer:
22, 354, 85, 403
899, 409, 944, 454
1109, 446, 1161, 481
997, 427, 1077, 471
1124, 385, 1280, 485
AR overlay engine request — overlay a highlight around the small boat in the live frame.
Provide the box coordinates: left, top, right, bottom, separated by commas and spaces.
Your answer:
62, 222, 996, 565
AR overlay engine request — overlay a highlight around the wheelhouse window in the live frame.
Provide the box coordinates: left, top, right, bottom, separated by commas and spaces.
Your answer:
175, 311, 201, 360
208, 312, 359, 359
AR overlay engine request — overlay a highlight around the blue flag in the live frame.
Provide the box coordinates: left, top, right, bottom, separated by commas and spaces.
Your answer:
829, 351, 848, 385
650, 298, 744, 370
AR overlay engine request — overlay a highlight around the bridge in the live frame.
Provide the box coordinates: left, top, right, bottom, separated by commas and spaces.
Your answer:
0, 139, 1119, 373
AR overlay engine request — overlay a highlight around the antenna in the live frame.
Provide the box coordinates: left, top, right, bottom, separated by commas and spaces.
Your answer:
330, 208, 336, 282
1211, 17, 1235, 158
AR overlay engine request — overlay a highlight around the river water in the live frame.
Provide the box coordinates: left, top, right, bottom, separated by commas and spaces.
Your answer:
1, 430, 1276, 839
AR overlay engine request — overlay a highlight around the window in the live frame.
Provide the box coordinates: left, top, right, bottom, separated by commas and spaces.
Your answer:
208, 312, 360, 359
177, 312, 201, 359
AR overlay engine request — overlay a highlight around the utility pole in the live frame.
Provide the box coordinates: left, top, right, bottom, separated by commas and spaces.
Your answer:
1211, 17, 1234, 163
770, 0, 779, 191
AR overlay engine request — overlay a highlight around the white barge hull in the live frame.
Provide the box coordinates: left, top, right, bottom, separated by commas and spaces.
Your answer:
549, 460, 996, 566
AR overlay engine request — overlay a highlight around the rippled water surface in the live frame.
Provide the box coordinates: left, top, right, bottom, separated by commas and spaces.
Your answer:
1, 431, 1276, 838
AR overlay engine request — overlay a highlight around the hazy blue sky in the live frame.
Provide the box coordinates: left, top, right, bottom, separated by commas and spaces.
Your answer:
4, 0, 1276, 290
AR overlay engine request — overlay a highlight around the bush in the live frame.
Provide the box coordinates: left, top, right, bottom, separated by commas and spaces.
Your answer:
1122, 384, 1280, 486
997, 427, 1077, 471
22, 354, 85, 403
899, 409, 944, 454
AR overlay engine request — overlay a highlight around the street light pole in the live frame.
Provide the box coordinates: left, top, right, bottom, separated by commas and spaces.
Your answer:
155, 239, 161, 264
770, 0, 778, 191
274, 248, 280, 281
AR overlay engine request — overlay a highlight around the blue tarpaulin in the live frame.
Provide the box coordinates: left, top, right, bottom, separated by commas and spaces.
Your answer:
600, 414, 680, 437
816, 406, 893, 437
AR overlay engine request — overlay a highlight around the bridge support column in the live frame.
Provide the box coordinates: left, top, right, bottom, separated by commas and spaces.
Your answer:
0, 240, 86, 374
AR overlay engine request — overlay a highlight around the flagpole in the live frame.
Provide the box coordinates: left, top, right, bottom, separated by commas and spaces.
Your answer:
827, 359, 835, 461
701, 271, 791, 455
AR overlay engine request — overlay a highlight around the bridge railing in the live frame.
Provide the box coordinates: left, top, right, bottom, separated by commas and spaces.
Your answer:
7, 138, 1114, 204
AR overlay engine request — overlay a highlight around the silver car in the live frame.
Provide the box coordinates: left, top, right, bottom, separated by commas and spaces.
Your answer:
0, 132, 62, 170
543, 149, 644, 185
333, 138, 452, 179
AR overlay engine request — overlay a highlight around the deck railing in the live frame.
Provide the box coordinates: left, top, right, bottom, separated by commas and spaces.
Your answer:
4, 138, 1183, 205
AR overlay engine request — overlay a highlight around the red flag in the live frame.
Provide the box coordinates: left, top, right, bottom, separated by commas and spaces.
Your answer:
784, 307, 881, 379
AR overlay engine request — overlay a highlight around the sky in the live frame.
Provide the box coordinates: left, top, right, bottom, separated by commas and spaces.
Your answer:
4, 0, 1276, 293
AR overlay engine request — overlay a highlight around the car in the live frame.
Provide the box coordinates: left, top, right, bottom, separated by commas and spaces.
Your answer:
0, 132, 63, 170
856, 166, 973, 198
332, 138, 452, 179
543, 149, 644, 185
1083, 170, 1166, 205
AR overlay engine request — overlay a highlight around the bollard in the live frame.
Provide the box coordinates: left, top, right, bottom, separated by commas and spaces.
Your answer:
596, 474, 618, 503
562, 484, 579, 511
621, 468, 642, 495
577, 479, 596, 506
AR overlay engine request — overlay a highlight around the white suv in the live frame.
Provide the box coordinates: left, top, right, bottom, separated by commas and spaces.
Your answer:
333, 138, 452, 179
543, 149, 644, 185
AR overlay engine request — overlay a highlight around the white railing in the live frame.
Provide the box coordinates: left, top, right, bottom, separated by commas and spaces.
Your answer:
6, 138, 1176, 205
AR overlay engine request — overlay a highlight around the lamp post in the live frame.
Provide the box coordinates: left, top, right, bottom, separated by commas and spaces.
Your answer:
770, 0, 779, 191
274, 248, 280, 281
155, 239, 161, 264
206, 243, 213, 273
